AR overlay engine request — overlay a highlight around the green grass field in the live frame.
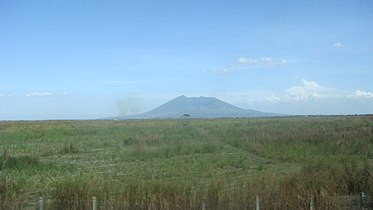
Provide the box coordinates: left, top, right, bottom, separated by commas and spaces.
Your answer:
1, 116, 372, 209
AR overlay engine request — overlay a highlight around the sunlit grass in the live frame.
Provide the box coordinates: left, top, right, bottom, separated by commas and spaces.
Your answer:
0, 116, 372, 209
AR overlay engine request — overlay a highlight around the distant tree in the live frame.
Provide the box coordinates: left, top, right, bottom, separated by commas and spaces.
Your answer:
181, 114, 191, 118
180, 114, 191, 126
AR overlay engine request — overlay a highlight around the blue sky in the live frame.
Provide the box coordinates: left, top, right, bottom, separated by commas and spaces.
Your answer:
1, 0, 373, 120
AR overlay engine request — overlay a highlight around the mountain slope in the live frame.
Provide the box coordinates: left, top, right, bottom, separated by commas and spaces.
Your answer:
116, 95, 282, 119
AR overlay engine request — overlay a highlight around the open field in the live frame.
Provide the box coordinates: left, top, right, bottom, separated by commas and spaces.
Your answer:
0, 116, 372, 209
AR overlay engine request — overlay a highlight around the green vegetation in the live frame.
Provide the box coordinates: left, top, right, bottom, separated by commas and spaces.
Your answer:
0, 116, 372, 209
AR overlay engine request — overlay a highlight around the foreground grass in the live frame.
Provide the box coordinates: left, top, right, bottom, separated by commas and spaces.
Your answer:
0, 116, 372, 209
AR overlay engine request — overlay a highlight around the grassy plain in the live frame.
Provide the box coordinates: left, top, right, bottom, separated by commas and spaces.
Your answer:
0, 116, 372, 209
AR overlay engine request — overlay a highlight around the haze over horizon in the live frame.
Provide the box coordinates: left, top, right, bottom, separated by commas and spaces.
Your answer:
1, 0, 373, 120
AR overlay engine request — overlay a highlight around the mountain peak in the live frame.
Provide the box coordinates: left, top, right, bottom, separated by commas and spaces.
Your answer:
176, 95, 187, 99
116, 95, 282, 119
174, 95, 210, 99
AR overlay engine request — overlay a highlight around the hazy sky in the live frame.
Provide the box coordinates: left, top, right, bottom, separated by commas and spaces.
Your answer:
1, 0, 373, 120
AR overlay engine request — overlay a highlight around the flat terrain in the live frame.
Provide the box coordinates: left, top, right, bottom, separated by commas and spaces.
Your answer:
0, 116, 372, 209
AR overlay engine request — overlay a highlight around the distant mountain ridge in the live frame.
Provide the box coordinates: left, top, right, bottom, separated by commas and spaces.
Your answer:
115, 95, 282, 119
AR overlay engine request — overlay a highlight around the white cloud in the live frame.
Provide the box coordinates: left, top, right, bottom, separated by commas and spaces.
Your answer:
207, 56, 288, 76
203, 66, 235, 75
26, 92, 53, 97
353, 90, 373, 99
237, 57, 259, 65
333, 42, 343, 48
237, 57, 287, 67
215, 66, 235, 75
279, 59, 288, 65
25, 92, 69, 97
0, 93, 12, 97
266, 79, 373, 104
285, 79, 332, 101
266, 94, 281, 103
216, 80, 373, 115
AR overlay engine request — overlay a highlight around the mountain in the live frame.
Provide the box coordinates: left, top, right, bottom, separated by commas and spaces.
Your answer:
115, 95, 282, 119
